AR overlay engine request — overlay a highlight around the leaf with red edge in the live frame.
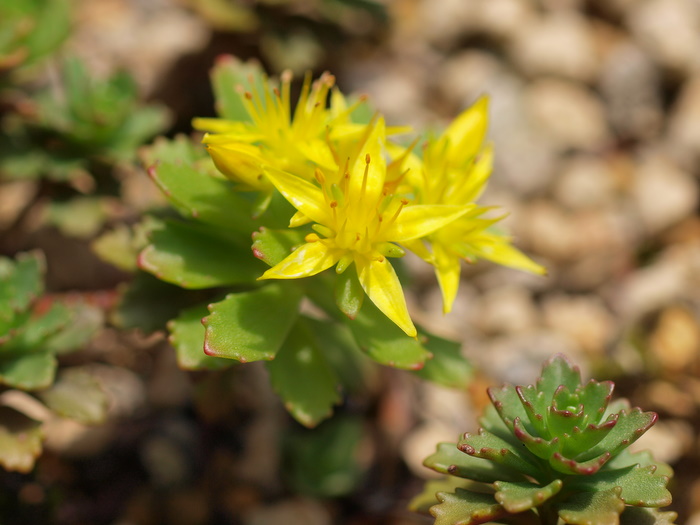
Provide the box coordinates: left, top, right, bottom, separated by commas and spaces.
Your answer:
203, 283, 302, 362
557, 487, 625, 525
431, 489, 509, 525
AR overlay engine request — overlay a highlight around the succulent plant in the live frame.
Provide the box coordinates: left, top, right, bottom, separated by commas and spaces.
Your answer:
411, 354, 676, 525
0, 0, 70, 75
0, 57, 169, 183
0, 251, 107, 472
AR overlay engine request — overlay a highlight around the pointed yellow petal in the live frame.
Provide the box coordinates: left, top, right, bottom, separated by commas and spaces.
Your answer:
432, 242, 462, 314
471, 236, 547, 275
402, 239, 434, 263
263, 166, 332, 226
259, 241, 339, 279
289, 210, 312, 227
444, 144, 494, 205
385, 204, 472, 242
193, 118, 249, 134
443, 96, 489, 166
205, 142, 269, 190
347, 118, 386, 208
202, 130, 265, 143
355, 256, 416, 338
296, 138, 337, 170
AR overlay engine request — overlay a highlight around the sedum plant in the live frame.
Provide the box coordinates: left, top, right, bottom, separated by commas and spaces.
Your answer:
0, 0, 70, 77
0, 56, 169, 183
0, 251, 107, 472
411, 354, 676, 525
114, 55, 544, 428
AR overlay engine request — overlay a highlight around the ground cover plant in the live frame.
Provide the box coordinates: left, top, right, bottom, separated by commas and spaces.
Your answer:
0, 1, 698, 524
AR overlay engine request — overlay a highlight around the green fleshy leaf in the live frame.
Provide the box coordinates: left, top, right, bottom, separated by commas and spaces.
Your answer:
168, 304, 232, 371
140, 134, 208, 167
0, 0, 70, 71
414, 332, 472, 388
602, 398, 632, 419
558, 418, 616, 459
91, 223, 142, 272
203, 283, 302, 362
37, 368, 108, 424
578, 380, 615, 424
139, 219, 263, 289
550, 449, 611, 476
568, 465, 672, 507
335, 269, 364, 320
44, 197, 108, 239
494, 479, 563, 513
0, 406, 43, 473
516, 385, 550, 437
458, 429, 542, 479
111, 105, 170, 158
43, 302, 103, 355
266, 319, 341, 427
111, 272, 198, 333
256, 189, 297, 229
2, 302, 72, 354
431, 489, 508, 525
284, 414, 366, 497
409, 477, 484, 515
478, 404, 520, 446
304, 317, 375, 395
251, 227, 305, 267
345, 299, 431, 370
536, 354, 582, 402
557, 487, 625, 525
423, 442, 524, 484
512, 416, 557, 461
0, 352, 56, 390
8, 251, 44, 312
578, 408, 657, 462
619, 507, 677, 525
210, 56, 266, 121
605, 449, 673, 478
548, 388, 587, 438
488, 384, 532, 433
147, 161, 257, 232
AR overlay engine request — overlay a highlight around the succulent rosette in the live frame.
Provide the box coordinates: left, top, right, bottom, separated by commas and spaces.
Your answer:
411, 354, 676, 525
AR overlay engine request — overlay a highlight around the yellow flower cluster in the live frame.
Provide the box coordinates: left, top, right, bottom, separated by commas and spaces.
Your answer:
194, 72, 544, 338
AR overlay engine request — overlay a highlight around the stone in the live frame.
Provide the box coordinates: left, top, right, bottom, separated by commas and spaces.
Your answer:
66, 0, 210, 93
542, 295, 616, 355
475, 0, 537, 40
598, 42, 663, 140
518, 201, 578, 261
476, 285, 539, 335
626, 0, 700, 75
525, 79, 611, 151
510, 11, 598, 83
413, 0, 478, 46
649, 306, 700, 373
553, 154, 616, 209
631, 151, 699, 235
668, 76, 700, 167
243, 498, 331, 525
615, 243, 700, 322
474, 331, 583, 386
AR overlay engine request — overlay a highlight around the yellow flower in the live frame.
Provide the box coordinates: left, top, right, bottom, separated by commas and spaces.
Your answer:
195, 71, 356, 181
258, 119, 470, 337
400, 97, 545, 313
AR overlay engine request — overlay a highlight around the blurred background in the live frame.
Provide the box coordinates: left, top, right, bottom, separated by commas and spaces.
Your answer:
1, 0, 699, 524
